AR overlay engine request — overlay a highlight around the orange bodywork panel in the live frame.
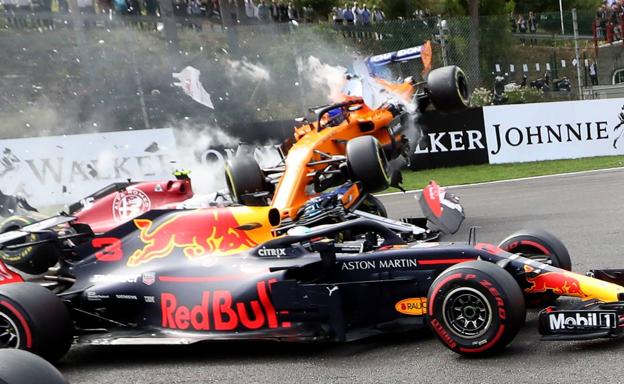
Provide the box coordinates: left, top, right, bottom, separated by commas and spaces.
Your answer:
271, 99, 399, 219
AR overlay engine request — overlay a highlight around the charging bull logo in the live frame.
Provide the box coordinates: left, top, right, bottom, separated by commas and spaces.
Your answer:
128, 209, 258, 267
524, 266, 588, 298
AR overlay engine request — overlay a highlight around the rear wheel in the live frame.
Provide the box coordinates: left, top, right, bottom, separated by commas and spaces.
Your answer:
427, 261, 526, 356
499, 229, 571, 307
0, 283, 73, 361
224, 156, 269, 206
0, 216, 60, 275
0, 349, 68, 384
346, 136, 390, 193
426, 65, 469, 113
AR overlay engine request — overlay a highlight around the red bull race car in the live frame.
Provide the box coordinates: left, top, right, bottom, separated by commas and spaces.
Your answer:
1, 207, 624, 360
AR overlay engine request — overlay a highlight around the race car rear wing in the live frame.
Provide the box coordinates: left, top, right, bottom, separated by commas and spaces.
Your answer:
366, 41, 433, 74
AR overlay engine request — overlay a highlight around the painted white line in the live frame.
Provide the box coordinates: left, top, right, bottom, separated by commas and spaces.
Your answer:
376, 166, 624, 197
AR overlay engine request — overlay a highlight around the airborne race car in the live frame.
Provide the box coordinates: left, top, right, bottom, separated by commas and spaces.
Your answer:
225, 43, 470, 221
1, 209, 624, 360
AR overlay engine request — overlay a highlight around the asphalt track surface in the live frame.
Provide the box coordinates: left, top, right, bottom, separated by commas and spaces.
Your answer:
60, 168, 624, 384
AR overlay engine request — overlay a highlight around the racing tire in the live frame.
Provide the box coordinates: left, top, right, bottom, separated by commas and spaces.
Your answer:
346, 136, 390, 193
0, 349, 68, 384
426, 65, 469, 113
427, 261, 526, 356
0, 216, 60, 275
0, 282, 73, 361
499, 229, 571, 307
224, 156, 269, 206
357, 195, 388, 217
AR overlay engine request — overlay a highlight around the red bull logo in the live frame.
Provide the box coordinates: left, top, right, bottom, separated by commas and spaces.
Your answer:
525, 266, 588, 298
128, 209, 258, 267
161, 280, 290, 331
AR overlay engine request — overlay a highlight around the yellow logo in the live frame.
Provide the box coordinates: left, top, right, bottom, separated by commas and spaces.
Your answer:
395, 298, 428, 316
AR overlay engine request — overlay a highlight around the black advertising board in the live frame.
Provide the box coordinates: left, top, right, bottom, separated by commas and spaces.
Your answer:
409, 107, 489, 170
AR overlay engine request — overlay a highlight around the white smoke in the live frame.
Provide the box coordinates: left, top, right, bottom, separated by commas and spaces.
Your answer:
296, 56, 347, 102
225, 59, 271, 84
171, 123, 241, 195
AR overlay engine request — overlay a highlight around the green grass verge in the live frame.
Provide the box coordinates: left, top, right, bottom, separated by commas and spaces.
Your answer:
390, 155, 624, 192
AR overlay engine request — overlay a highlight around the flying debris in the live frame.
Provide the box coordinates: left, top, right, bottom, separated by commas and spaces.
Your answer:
172, 66, 215, 109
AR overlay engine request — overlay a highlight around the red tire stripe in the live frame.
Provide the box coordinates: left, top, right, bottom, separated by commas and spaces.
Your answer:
428, 273, 462, 316
0, 300, 32, 348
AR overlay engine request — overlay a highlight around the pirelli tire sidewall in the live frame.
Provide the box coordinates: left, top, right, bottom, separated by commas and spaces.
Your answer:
427, 261, 526, 356
0, 283, 73, 361
0, 216, 59, 275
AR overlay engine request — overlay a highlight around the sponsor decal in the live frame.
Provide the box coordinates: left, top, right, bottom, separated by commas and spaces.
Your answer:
483, 98, 624, 164
112, 188, 151, 222
161, 280, 290, 331
395, 298, 428, 316
430, 319, 457, 349
414, 130, 485, 154
86, 291, 110, 301
128, 209, 258, 267
115, 294, 138, 300
340, 258, 418, 271
92, 237, 123, 262
144, 296, 156, 303
548, 311, 616, 331
90, 274, 140, 283
524, 267, 588, 298
257, 248, 287, 257
142, 272, 156, 286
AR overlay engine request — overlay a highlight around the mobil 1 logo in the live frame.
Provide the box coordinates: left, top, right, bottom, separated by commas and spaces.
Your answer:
542, 310, 617, 334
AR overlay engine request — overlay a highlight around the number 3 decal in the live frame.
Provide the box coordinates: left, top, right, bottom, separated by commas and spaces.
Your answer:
92, 237, 123, 262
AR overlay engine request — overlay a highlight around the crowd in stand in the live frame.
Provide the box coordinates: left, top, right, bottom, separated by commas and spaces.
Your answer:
250, 1, 314, 23
331, 2, 385, 26
510, 10, 538, 46
594, 0, 624, 43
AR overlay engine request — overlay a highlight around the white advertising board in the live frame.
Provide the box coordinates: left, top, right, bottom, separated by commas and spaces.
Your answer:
0, 129, 177, 206
483, 98, 624, 164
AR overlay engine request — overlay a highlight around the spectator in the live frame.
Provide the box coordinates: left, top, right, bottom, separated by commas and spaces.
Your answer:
127, 0, 141, 15
114, 0, 128, 15
351, 1, 361, 24
15, 0, 30, 29
528, 11, 537, 45
57, 0, 68, 12
244, 0, 257, 19
372, 6, 384, 23
278, 1, 287, 22
343, 3, 353, 25
302, 3, 312, 22
257, 0, 269, 21
510, 12, 516, 33
187, 0, 202, 29
144, 0, 158, 16
589, 59, 599, 85
77, 0, 95, 28
333, 5, 343, 25
517, 14, 527, 45
98, 0, 113, 15
287, 1, 297, 21
1, 0, 19, 28
269, 0, 278, 21
361, 4, 370, 26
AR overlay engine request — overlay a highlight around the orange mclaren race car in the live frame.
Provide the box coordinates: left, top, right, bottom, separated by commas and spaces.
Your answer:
224, 44, 470, 223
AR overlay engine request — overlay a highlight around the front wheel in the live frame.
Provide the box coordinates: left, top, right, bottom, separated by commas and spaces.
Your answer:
346, 136, 390, 193
0, 216, 60, 275
427, 261, 526, 356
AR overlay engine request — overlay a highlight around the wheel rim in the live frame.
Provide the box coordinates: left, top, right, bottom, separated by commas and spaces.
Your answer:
0, 311, 20, 349
442, 286, 493, 339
